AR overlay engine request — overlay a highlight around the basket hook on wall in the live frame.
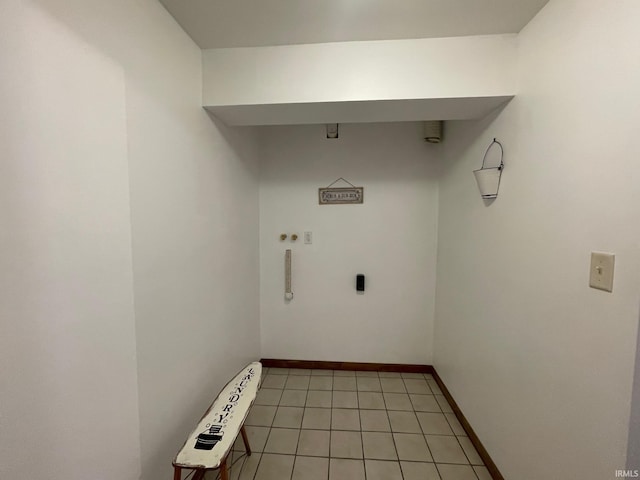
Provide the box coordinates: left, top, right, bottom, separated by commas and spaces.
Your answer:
473, 138, 504, 200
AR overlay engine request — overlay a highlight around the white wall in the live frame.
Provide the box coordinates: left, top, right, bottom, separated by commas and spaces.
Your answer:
259, 123, 439, 364
0, 2, 140, 479
0, 1, 261, 480
203, 35, 516, 106
434, 1, 640, 478
119, 6, 261, 480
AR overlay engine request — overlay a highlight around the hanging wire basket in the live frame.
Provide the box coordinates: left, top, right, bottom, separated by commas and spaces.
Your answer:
473, 138, 504, 199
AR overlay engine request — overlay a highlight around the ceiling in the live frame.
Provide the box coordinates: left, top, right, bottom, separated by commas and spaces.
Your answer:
159, 0, 549, 49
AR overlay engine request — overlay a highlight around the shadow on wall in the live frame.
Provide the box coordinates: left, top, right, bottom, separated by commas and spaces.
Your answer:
257, 121, 442, 186
627, 306, 640, 471
204, 110, 260, 177
28, 3, 262, 480
34, 0, 203, 122
440, 103, 509, 177
439, 102, 512, 207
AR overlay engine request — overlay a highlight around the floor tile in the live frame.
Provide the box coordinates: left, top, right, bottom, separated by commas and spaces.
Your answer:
400, 461, 441, 480
330, 430, 363, 458
401, 372, 425, 379
306, 390, 332, 408
332, 408, 361, 431
416, 412, 454, 435
359, 409, 391, 432
356, 371, 379, 377
334, 370, 356, 377
279, 389, 307, 407
473, 465, 493, 480
254, 453, 294, 480
361, 432, 397, 460
426, 435, 469, 464
393, 433, 433, 461
458, 436, 483, 465
262, 367, 270, 375
358, 392, 386, 410
404, 378, 431, 394
246, 405, 277, 426
329, 458, 365, 480
333, 391, 358, 409
384, 392, 413, 411
288, 368, 312, 376
297, 429, 330, 457
292, 456, 329, 480
410, 394, 441, 412
263, 428, 299, 454
261, 375, 286, 389
311, 369, 334, 376
228, 451, 261, 480
380, 378, 407, 393
285, 375, 310, 390
365, 459, 403, 480
309, 376, 333, 390
388, 411, 422, 433
272, 406, 304, 428
427, 378, 443, 394
378, 371, 402, 378
302, 407, 331, 430
357, 377, 382, 392
423, 373, 434, 381
233, 426, 269, 452
435, 395, 453, 413
267, 368, 289, 375
436, 463, 477, 480
255, 388, 283, 406
445, 413, 466, 436
333, 377, 357, 391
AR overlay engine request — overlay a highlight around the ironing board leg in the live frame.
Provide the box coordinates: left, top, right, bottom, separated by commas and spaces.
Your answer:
220, 457, 229, 480
240, 425, 252, 456
192, 470, 205, 480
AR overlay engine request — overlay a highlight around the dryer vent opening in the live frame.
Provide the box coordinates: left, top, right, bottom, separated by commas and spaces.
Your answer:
423, 121, 444, 144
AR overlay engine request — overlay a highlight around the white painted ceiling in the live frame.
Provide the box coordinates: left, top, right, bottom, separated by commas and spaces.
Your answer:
159, 0, 549, 49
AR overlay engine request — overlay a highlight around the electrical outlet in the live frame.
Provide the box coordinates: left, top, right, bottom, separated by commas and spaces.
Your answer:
304, 231, 312, 244
589, 252, 615, 292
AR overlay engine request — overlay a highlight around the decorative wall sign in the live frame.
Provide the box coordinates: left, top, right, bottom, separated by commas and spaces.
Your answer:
319, 177, 364, 205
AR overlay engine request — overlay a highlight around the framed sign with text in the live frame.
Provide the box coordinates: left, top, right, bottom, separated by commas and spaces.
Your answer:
318, 177, 364, 205
318, 186, 364, 205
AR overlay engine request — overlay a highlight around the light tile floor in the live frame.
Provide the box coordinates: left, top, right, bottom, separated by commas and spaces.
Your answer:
205, 368, 491, 480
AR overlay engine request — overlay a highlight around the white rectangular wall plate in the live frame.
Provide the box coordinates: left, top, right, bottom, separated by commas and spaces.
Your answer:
589, 252, 615, 292
304, 231, 312, 244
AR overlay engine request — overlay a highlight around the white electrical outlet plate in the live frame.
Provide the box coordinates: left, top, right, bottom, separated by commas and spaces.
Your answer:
304, 231, 312, 244
589, 252, 615, 292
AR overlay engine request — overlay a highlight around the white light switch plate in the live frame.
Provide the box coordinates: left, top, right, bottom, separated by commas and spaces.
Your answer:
589, 252, 615, 292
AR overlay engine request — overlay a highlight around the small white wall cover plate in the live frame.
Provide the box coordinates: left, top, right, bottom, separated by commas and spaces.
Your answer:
304, 231, 312, 244
589, 252, 615, 292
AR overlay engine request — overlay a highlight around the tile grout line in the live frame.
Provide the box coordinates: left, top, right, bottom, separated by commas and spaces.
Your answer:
330, 371, 340, 478
403, 376, 437, 480
287, 376, 301, 480
381, 372, 403, 480
406, 376, 433, 478
253, 373, 289, 480
361, 370, 379, 480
